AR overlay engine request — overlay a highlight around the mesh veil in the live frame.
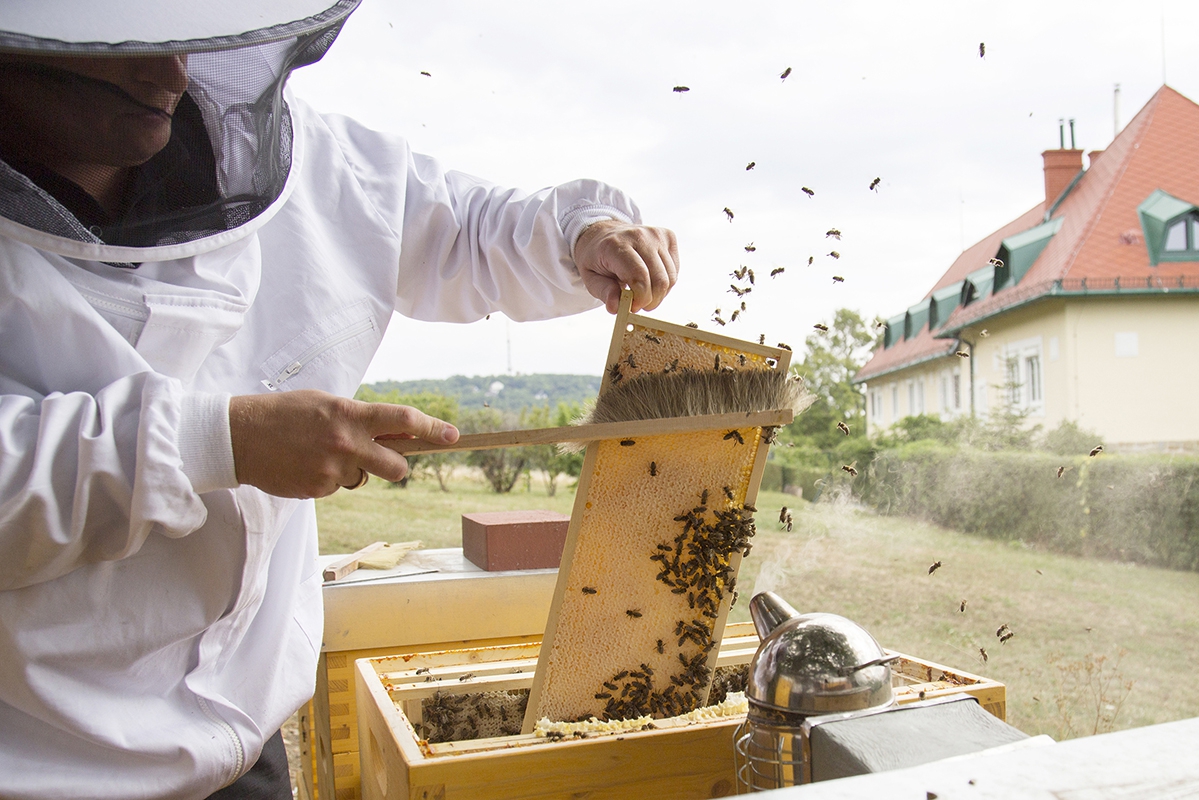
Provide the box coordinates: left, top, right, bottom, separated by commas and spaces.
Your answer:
0, 1, 357, 252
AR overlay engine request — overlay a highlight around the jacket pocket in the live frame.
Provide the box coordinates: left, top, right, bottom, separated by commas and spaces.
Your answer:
259, 300, 377, 392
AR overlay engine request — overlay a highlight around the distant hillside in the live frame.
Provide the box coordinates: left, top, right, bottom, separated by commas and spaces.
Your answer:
363, 373, 602, 413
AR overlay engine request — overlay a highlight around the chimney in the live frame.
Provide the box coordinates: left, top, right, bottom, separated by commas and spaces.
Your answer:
1042, 118, 1083, 205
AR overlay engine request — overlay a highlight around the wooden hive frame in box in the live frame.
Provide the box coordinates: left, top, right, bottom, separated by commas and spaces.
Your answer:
521, 291, 795, 729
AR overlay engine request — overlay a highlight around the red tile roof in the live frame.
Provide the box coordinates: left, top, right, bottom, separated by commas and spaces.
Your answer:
857, 85, 1199, 383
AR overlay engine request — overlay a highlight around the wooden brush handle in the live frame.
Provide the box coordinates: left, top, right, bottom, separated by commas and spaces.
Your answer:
377, 408, 794, 456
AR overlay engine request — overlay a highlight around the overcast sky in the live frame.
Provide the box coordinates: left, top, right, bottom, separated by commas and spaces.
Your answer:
288, 0, 1199, 384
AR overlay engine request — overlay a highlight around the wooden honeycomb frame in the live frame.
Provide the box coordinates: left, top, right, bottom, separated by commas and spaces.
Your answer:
522, 291, 792, 730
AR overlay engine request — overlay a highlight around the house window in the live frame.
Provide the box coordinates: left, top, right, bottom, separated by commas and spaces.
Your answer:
891, 384, 898, 421
1026, 355, 1041, 402
1159, 212, 1199, 261
1006, 358, 1021, 405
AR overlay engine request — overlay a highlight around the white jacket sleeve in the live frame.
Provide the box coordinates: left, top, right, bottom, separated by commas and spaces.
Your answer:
0, 374, 218, 591
313, 108, 640, 323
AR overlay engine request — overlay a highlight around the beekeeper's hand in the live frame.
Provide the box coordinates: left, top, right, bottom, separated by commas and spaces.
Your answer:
229, 390, 459, 498
574, 220, 679, 314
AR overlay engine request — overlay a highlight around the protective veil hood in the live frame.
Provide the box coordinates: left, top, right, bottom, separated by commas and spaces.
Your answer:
0, 0, 360, 262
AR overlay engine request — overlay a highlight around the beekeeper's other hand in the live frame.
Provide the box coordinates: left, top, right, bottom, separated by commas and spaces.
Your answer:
229, 390, 459, 498
574, 219, 679, 314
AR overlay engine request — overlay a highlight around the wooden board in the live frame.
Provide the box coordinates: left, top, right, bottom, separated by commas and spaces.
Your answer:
523, 290, 792, 731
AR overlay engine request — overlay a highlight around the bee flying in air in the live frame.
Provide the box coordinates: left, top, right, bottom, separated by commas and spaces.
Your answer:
747, 268, 755, 284
826, 228, 841, 239
713, 310, 726, 326
759, 334, 766, 345
841, 463, 858, 477
1000, 631, 1015, 644
777, 342, 790, 350
960, 599, 967, 613
672, 85, 690, 93
979, 42, 986, 58
420, 70, 432, 77
1056, 466, 1066, 478
928, 560, 943, 575
746, 161, 756, 171
828, 251, 840, 259
956, 350, 970, 358
801, 186, 815, 198
996, 623, 1010, 638
979, 329, 990, 337
832, 275, 845, 283
729, 284, 749, 297
979, 647, 988, 664
744, 242, 756, 252
730, 310, 740, 323
807, 256, 815, 266
771, 267, 785, 277
723, 207, 735, 222
779, 506, 788, 523
723, 430, 745, 445
837, 421, 850, 435
813, 323, 829, 333
988, 257, 1004, 268
1089, 445, 1104, 457
869, 177, 881, 192
780, 66, 792, 81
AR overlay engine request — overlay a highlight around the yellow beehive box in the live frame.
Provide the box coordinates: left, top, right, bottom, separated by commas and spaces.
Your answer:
355, 623, 1006, 800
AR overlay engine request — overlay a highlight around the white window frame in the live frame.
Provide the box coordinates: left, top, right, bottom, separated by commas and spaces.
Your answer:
1002, 336, 1045, 415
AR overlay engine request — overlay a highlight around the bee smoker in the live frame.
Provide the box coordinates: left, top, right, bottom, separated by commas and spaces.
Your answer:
733, 592, 896, 791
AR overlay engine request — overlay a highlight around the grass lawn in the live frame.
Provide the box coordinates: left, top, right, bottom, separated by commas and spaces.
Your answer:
315, 475, 1199, 741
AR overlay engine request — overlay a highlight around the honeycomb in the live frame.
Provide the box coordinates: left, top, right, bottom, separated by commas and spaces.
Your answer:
524, 314, 784, 728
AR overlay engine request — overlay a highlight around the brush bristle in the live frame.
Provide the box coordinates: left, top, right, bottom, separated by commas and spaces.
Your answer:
581, 369, 813, 426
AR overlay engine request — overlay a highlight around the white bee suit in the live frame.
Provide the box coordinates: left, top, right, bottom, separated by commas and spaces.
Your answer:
0, 3, 636, 797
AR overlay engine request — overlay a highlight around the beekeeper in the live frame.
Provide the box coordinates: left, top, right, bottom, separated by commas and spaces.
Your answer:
0, 2, 679, 798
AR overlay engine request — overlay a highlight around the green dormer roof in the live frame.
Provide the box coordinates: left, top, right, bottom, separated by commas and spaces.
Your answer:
929, 280, 966, 329
1138, 189, 1198, 266
994, 216, 1063, 289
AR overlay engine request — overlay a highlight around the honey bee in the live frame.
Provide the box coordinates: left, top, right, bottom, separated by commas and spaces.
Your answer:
713, 310, 726, 326
657, 639, 666, 654
996, 623, 1010, 638
746, 161, 756, 171
777, 342, 791, 350
801, 186, 815, 198
700, 489, 709, 505
960, 599, 967, 613
738, 354, 747, 366
664, 358, 679, 373
988, 257, 1004, 268
420, 70, 432, 77
620, 439, 635, 446
979, 42, 986, 58
649, 461, 658, 477
1089, 445, 1104, 457
841, 464, 858, 477
730, 310, 740, 323
581, 586, 598, 594
826, 228, 842, 239
744, 242, 756, 252
955, 350, 970, 358
732, 266, 747, 280
780, 66, 792, 81
759, 334, 766, 345
813, 323, 828, 333
1056, 466, 1066, 478
714, 354, 721, 370
837, 421, 850, 435
723, 207, 735, 222
595, 692, 612, 699
723, 486, 734, 501
747, 268, 755, 284
979, 647, 988, 663
807, 256, 814, 266
928, 560, 943, 575
625, 353, 637, 369
672, 85, 690, 93
416, 667, 431, 675
828, 251, 840, 259
729, 283, 748, 296
608, 362, 623, 384
1000, 631, 1015, 644
459, 673, 475, 681
771, 267, 785, 277
779, 506, 789, 523
723, 430, 745, 445
832, 275, 844, 283
483, 401, 489, 407
869, 177, 881, 192
686, 322, 699, 329
626, 609, 643, 618
979, 329, 990, 337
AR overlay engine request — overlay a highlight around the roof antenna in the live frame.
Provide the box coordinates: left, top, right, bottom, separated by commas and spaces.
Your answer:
1058, 119, 1065, 149
1069, 118, 1076, 149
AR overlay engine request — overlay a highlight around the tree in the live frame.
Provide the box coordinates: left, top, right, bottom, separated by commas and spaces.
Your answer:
519, 403, 586, 496
461, 408, 527, 493
784, 309, 878, 450
354, 386, 460, 490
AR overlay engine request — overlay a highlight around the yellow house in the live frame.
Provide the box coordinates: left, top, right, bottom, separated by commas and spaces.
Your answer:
855, 86, 1199, 451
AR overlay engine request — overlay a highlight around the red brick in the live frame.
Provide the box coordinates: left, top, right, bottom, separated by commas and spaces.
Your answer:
461, 510, 570, 571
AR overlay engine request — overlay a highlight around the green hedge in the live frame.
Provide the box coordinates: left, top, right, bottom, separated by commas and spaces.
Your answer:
861, 444, 1199, 572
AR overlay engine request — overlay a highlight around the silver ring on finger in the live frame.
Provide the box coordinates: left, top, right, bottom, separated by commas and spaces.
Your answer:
342, 468, 369, 491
